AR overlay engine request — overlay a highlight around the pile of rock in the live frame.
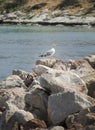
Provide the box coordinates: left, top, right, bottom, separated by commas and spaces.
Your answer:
0, 55, 95, 130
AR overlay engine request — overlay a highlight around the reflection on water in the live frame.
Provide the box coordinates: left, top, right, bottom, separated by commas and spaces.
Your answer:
0, 25, 95, 80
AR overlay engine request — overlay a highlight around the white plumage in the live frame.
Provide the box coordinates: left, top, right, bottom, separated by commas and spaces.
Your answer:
39, 48, 55, 57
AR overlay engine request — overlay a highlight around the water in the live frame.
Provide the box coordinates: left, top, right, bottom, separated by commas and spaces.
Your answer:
0, 25, 95, 80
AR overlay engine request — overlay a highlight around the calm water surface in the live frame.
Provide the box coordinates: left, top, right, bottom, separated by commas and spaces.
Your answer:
0, 25, 95, 80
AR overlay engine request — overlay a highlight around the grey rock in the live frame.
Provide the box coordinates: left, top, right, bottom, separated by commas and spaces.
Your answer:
0, 87, 26, 109
0, 102, 34, 130
73, 60, 95, 97
40, 71, 87, 94
0, 75, 26, 89
66, 106, 95, 130
25, 85, 49, 122
33, 65, 52, 76
29, 78, 40, 88
48, 91, 95, 125
78, 106, 95, 126
73, 60, 95, 79
33, 64, 64, 77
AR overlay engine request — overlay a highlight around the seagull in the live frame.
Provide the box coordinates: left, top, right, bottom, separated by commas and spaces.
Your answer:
39, 48, 55, 57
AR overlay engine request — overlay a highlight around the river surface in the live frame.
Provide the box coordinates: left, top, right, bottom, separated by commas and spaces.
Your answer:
0, 25, 95, 80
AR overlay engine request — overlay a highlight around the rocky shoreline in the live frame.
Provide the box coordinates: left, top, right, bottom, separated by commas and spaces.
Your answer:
0, 55, 95, 130
0, 10, 95, 26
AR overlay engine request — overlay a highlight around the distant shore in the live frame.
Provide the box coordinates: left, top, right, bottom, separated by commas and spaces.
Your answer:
0, 11, 95, 26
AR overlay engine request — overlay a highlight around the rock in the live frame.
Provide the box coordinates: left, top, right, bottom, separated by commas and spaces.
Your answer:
67, 123, 83, 130
52, 60, 68, 71
9, 88, 26, 109
1, 56, 95, 130
53, 59, 83, 71
49, 126, 65, 130
12, 69, 37, 87
51, 10, 61, 18
84, 125, 95, 130
12, 69, 31, 79
0, 102, 35, 130
25, 85, 49, 122
33, 64, 65, 77
0, 75, 26, 89
48, 91, 95, 125
73, 60, 95, 97
23, 119, 47, 130
36, 58, 57, 68
78, 106, 95, 126
73, 60, 95, 78
0, 87, 26, 110
85, 55, 95, 69
33, 65, 52, 76
40, 71, 87, 94
66, 106, 95, 130
29, 77, 40, 88
0, 89, 11, 107
5, 12, 17, 20
14, 11, 26, 17
66, 114, 79, 128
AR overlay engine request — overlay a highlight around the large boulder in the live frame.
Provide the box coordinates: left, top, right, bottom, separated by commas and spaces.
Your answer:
66, 106, 95, 130
48, 91, 95, 125
73, 60, 95, 97
0, 102, 34, 130
33, 65, 53, 76
0, 75, 26, 89
36, 58, 57, 68
33, 64, 65, 77
0, 87, 26, 109
39, 71, 87, 94
73, 60, 95, 80
77, 106, 95, 127
25, 85, 49, 122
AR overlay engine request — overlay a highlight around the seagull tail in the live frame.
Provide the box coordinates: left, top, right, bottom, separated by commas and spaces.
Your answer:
39, 54, 47, 57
